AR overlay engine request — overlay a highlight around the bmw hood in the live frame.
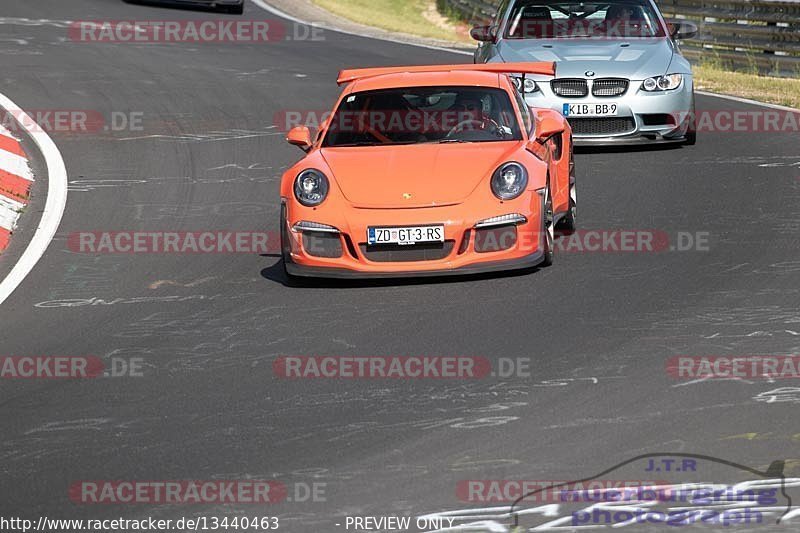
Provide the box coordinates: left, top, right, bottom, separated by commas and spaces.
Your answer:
320, 143, 520, 208
496, 38, 673, 80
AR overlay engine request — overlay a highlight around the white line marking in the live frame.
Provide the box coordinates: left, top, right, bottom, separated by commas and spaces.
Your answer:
0, 92, 68, 306
249, 0, 305, 24
696, 90, 800, 113
249, 0, 473, 56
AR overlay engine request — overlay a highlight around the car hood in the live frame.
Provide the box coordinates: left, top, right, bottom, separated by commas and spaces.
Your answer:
320, 143, 520, 208
497, 38, 673, 79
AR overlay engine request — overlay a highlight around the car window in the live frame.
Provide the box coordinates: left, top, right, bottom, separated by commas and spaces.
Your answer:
511, 83, 533, 135
323, 86, 523, 147
491, 0, 512, 30
505, 0, 666, 39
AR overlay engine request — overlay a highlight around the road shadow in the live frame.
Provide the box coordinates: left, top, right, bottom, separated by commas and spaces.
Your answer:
576, 142, 688, 155
260, 258, 543, 289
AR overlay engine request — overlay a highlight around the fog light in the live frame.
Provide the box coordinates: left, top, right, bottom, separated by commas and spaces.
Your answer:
475, 213, 527, 229
292, 221, 340, 233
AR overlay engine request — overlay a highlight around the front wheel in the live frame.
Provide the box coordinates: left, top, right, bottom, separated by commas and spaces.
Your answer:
556, 150, 577, 232
557, 195, 577, 233
684, 94, 697, 145
540, 186, 555, 267
280, 205, 298, 283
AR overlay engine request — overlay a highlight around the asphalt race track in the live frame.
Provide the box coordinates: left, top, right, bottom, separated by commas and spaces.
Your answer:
0, 1, 799, 531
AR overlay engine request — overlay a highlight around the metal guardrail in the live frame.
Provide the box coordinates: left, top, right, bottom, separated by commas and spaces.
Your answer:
437, 0, 498, 20
438, 0, 800, 75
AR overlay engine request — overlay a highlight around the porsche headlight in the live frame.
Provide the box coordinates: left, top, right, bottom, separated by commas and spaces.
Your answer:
294, 169, 329, 207
491, 162, 528, 201
641, 74, 683, 92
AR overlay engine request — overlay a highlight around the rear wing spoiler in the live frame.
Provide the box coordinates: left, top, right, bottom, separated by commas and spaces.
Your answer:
337, 62, 557, 85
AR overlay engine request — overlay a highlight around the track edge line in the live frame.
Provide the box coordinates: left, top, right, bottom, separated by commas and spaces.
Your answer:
696, 90, 800, 113
250, 0, 473, 56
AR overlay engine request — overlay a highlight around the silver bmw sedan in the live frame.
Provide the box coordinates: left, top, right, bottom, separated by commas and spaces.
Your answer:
473, 0, 698, 145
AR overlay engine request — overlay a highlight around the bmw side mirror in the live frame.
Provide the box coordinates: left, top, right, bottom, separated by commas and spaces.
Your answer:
667, 20, 698, 40
470, 25, 496, 43
287, 126, 312, 152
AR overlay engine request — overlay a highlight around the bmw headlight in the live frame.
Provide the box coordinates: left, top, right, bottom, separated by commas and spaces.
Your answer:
491, 162, 528, 200
641, 74, 683, 92
512, 77, 540, 94
294, 169, 329, 207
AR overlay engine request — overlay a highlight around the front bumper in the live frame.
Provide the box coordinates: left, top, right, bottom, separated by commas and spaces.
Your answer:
525, 77, 694, 145
284, 249, 545, 279
282, 193, 548, 279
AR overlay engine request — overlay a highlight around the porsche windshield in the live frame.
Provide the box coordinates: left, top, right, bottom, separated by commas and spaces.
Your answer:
505, 0, 667, 39
322, 86, 523, 147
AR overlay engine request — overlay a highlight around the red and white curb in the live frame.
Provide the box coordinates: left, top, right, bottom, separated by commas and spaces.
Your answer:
0, 123, 33, 251
0, 93, 68, 306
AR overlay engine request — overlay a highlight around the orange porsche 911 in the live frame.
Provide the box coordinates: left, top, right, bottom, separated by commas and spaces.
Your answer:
280, 63, 575, 279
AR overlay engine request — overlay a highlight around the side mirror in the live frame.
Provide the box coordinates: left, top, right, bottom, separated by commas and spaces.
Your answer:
534, 113, 565, 143
286, 126, 312, 152
470, 25, 496, 42
667, 20, 698, 40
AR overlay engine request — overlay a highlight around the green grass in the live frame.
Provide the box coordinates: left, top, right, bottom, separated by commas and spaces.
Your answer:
694, 63, 800, 109
312, 0, 471, 42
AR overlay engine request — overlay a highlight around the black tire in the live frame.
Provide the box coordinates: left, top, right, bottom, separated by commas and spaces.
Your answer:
684, 93, 697, 145
557, 195, 577, 233
280, 205, 298, 283
540, 186, 555, 268
556, 148, 577, 232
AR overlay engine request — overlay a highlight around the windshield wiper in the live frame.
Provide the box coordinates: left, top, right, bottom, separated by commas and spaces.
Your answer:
438, 139, 470, 144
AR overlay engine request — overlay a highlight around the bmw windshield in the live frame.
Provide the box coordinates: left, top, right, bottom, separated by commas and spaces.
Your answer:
505, 0, 667, 39
322, 86, 523, 147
